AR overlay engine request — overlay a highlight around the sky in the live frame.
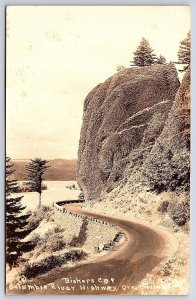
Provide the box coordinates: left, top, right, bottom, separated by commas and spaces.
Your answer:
6, 6, 190, 160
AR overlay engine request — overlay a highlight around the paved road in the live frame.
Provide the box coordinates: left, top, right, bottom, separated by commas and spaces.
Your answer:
8, 204, 171, 295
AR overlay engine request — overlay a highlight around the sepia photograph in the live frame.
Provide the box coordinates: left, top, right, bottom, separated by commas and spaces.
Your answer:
6, 6, 190, 295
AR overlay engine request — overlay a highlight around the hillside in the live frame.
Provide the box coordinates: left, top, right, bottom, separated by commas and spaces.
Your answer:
11, 159, 77, 181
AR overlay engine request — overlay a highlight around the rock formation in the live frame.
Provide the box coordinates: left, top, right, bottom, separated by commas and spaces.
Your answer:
143, 67, 190, 192
77, 63, 180, 201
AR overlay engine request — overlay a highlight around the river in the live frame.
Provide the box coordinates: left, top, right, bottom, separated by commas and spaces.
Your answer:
16, 181, 80, 211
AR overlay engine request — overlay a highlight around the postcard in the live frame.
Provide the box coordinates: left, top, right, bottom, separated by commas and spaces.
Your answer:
6, 6, 190, 295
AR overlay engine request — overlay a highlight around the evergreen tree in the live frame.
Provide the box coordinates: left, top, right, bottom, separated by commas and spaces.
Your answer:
6, 157, 32, 267
157, 54, 166, 64
26, 158, 50, 207
177, 31, 191, 71
131, 38, 157, 67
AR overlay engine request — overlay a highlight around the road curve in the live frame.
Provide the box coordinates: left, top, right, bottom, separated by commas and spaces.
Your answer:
8, 204, 174, 295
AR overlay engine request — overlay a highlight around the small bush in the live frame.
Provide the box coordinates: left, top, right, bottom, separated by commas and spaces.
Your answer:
169, 201, 190, 226
23, 250, 87, 279
116, 65, 126, 72
53, 226, 64, 234
158, 201, 169, 213
162, 262, 173, 276
36, 226, 66, 253
27, 206, 53, 230
48, 236, 66, 252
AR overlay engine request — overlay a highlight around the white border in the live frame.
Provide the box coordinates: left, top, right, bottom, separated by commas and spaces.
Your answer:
1, 1, 195, 299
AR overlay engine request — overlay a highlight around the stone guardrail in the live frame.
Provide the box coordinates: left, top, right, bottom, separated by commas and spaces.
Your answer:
53, 200, 117, 228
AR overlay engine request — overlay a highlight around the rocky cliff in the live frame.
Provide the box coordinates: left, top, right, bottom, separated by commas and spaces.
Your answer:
77, 64, 180, 201
143, 67, 190, 192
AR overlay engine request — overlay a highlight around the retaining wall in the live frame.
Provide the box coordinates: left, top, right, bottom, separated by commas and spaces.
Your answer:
53, 202, 119, 252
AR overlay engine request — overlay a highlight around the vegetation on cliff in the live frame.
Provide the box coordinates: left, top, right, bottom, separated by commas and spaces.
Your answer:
131, 38, 157, 66
144, 67, 190, 194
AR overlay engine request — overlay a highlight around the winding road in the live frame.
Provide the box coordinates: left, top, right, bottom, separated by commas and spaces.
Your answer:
8, 204, 177, 295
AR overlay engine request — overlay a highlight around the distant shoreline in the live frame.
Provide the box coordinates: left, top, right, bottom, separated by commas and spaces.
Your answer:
11, 158, 78, 161
11, 159, 77, 181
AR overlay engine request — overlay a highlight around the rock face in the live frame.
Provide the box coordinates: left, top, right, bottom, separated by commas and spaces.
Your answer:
143, 67, 190, 192
77, 64, 180, 201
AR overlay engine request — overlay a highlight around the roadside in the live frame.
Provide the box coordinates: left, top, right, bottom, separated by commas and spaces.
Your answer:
8, 202, 180, 295
84, 188, 190, 295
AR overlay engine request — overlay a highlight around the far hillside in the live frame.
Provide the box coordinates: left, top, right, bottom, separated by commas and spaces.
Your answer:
11, 159, 77, 181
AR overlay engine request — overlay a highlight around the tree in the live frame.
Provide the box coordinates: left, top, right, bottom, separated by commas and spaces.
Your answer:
26, 158, 50, 207
177, 31, 191, 72
6, 157, 32, 267
131, 38, 157, 67
157, 54, 166, 64
143, 146, 189, 194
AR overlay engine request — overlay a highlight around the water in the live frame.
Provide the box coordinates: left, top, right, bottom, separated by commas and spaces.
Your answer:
16, 181, 81, 211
